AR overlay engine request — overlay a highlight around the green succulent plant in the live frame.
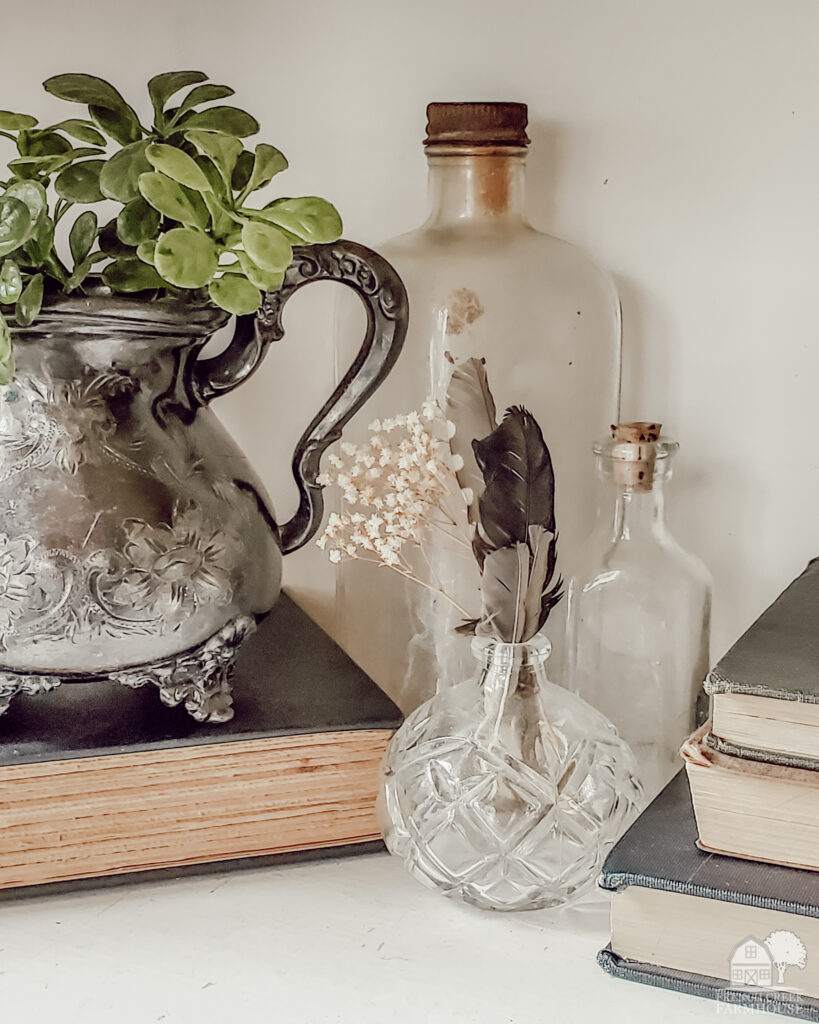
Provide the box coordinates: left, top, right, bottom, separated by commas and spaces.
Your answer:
0, 71, 344, 383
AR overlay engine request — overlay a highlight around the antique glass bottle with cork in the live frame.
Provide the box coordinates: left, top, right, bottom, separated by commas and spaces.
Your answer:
334, 102, 622, 708
566, 423, 712, 801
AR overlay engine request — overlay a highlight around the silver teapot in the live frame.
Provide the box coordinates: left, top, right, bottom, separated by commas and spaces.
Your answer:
0, 241, 407, 722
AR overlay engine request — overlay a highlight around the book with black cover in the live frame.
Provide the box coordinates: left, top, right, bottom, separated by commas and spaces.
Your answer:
598, 771, 819, 1020
0, 593, 401, 895
705, 557, 819, 769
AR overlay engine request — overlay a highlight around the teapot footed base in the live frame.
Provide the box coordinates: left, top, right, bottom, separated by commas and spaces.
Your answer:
0, 614, 257, 725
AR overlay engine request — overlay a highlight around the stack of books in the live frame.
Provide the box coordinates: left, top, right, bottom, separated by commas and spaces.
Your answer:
599, 558, 819, 1020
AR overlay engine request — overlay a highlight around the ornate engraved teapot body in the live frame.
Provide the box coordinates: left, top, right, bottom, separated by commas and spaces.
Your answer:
0, 242, 407, 722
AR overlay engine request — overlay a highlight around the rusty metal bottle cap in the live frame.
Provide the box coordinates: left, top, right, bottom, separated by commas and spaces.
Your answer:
424, 102, 530, 148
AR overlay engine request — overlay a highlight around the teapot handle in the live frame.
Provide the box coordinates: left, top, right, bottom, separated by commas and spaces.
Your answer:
192, 240, 408, 554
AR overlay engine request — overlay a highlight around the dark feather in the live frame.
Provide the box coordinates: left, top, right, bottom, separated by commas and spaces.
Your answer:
472, 407, 556, 566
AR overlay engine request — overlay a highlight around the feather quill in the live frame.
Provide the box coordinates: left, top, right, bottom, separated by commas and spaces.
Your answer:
444, 355, 498, 523
469, 407, 563, 641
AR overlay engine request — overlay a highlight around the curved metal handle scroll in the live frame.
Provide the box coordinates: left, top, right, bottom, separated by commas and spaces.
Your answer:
192, 240, 409, 555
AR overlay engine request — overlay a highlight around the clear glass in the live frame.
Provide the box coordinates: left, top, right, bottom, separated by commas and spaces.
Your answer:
335, 145, 622, 710
566, 437, 712, 802
378, 634, 643, 912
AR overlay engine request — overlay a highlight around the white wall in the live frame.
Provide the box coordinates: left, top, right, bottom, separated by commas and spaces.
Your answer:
4, 0, 818, 677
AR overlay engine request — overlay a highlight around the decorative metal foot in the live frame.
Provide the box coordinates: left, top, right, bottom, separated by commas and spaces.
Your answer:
0, 615, 256, 724
0, 674, 62, 717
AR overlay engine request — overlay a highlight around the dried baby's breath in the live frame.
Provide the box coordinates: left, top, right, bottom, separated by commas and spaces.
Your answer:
317, 403, 472, 615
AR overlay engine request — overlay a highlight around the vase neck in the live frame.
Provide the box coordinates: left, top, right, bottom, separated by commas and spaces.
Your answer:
423, 148, 529, 229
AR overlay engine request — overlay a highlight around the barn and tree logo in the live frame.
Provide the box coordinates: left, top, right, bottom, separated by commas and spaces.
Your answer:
728, 930, 807, 990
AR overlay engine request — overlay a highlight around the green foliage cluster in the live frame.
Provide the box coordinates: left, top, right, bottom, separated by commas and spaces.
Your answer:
0, 71, 343, 382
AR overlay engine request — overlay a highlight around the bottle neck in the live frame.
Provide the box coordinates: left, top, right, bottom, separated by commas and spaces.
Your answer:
423, 146, 528, 228
597, 457, 672, 543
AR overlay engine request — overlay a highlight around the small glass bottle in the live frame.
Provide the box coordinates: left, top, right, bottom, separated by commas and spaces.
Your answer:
379, 633, 643, 911
335, 103, 622, 708
566, 423, 712, 801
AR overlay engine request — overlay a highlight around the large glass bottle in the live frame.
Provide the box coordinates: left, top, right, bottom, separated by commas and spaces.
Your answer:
566, 423, 712, 802
335, 103, 621, 710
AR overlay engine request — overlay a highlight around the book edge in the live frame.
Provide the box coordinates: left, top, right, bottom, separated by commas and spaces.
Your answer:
598, 874, 819, 919
597, 946, 819, 1021
0, 840, 387, 903
707, 731, 819, 772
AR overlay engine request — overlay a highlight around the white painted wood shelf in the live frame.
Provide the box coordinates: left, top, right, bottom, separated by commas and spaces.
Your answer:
0, 851, 731, 1022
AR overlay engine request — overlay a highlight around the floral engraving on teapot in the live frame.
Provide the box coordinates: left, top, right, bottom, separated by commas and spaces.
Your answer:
0, 505, 237, 653
0, 371, 137, 479
90, 508, 233, 621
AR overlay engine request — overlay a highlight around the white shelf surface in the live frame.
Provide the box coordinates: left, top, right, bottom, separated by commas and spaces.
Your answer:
0, 851, 736, 1023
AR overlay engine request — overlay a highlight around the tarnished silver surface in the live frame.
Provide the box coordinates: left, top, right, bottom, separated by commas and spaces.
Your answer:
0, 241, 408, 724
0, 301, 280, 678
0, 243, 408, 723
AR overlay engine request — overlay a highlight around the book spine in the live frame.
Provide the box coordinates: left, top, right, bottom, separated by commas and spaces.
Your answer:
597, 946, 819, 1022
705, 670, 819, 703
707, 732, 819, 772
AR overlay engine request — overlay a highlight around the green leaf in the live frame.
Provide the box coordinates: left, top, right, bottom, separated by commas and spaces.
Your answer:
0, 312, 13, 384
138, 171, 209, 230
0, 196, 32, 257
103, 257, 165, 292
0, 111, 37, 131
43, 75, 142, 145
117, 196, 160, 246
5, 181, 47, 227
136, 240, 157, 266
231, 150, 254, 191
242, 144, 287, 196
65, 256, 94, 293
99, 140, 151, 202
185, 130, 242, 189
98, 219, 135, 258
69, 210, 98, 265
235, 250, 284, 292
240, 221, 292, 273
24, 216, 54, 263
54, 159, 105, 203
148, 71, 207, 121
258, 196, 342, 243
19, 132, 72, 158
180, 106, 259, 138
0, 260, 22, 304
154, 227, 218, 289
202, 191, 234, 240
7, 143, 98, 180
172, 84, 234, 122
208, 274, 261, 315
89, 104, 142, 146
44, 73, 130, 110
145, 143, 212, 192
14, 273, 43, 327
194, 155, 225, 194
47, 119, 106, 145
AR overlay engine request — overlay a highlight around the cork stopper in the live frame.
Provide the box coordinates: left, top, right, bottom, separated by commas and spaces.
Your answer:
610, 422, 662, 491
424, 102, 530, 148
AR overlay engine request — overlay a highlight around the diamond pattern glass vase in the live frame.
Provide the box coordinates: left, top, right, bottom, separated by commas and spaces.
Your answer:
379, 636, 644, 911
